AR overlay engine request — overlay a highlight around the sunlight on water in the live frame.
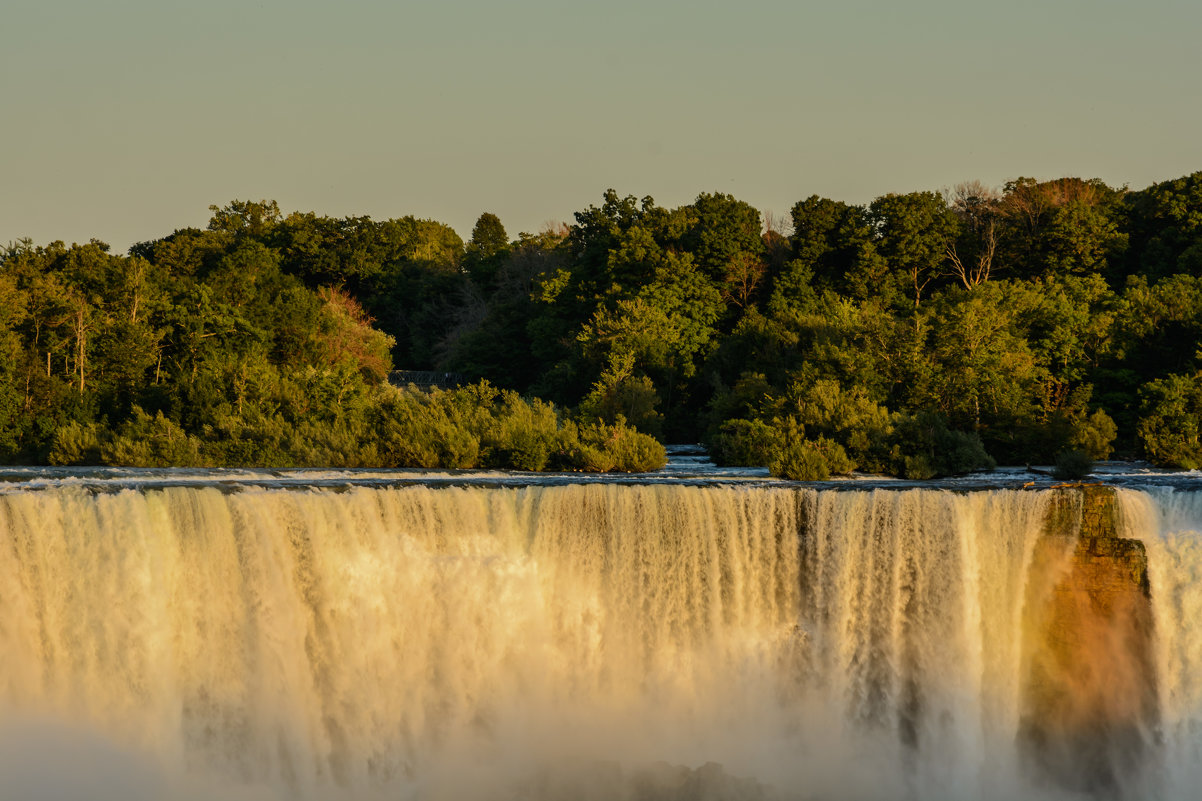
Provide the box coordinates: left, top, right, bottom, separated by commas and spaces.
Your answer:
1116, 489, 1202, 801
0, 480, 1196, 800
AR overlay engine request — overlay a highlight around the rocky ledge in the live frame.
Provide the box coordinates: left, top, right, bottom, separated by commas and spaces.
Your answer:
1022, 484, 1157, 794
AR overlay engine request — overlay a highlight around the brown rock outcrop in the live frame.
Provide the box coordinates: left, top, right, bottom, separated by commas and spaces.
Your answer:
1021, 485, 1158, 796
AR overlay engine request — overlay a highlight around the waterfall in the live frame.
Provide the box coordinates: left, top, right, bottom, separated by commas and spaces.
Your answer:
0, 482, 1190, 800
1116, 488, 1202, 801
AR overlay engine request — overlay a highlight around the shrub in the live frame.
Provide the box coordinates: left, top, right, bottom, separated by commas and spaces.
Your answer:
375, 391, 481, 469
103, 408, 205, 467
1053, 449, 1094, 480
770, 436, 855, 481
902, 454, 937, 481
786, 379, 893, 466
889, 412, 994, 478
1069, 408, 1118, 460
565, 442, 617, 472
198, 413, 299, 468
593, 418, 667, 472
767, 417, 856, 480
47, 421, 104, 465
369, 382, 666, 473
709, 418, 779, 467
578, 371, 664, 438
480, 392, 561, 470
1136, 373, 1202, 468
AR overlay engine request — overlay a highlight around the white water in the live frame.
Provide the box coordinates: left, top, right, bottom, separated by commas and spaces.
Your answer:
1116, 489, 1202, 801
0, 482, 1187, 800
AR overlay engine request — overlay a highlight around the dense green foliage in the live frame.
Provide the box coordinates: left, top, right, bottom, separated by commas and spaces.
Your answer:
0, 204, 662, 471
5, 171, 1202, 476
43, 382, 663, 472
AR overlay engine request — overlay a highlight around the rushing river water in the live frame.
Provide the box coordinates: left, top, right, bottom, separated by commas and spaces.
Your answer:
1, 456, 1200, 801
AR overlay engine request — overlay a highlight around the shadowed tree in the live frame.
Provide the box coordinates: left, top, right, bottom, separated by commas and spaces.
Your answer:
1122, 171, 1202, 281
997, 178, 1127, 280
464, 212, 510, 288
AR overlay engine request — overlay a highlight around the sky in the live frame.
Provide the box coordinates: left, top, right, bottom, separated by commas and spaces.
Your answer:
3, 0, 1200, 252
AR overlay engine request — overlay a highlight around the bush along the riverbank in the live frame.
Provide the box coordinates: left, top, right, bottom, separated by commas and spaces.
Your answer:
47, 381, 666, 473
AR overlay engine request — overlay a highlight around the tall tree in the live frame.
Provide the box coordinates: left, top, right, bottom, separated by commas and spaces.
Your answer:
946, 181, 1001, 289
1122, 171, 1202, 282
680, 192, 766, 307
868, 192, 960, 308
464, 212, 510, 288
996, 177, 1127, 280
770, 196, 881, 315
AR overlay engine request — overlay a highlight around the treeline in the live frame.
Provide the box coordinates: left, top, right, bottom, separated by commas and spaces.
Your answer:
3, 171, 1202, 476
0, 207, 662, 471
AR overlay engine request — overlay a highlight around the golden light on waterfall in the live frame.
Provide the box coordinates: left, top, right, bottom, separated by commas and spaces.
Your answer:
0, 482, 1198, 800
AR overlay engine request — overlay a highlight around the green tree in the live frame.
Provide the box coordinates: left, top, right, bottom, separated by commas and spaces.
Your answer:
997, 177, 1127, 281
575, 255, 723, 436
868, 191, 960, 308
1137, 372, 1202, 468
1122, 170, 1202, 281
680, 192, 766, 308
1125, 169, 1202, 279
924, 284, 1043, 452
0, 271, 28, 458
207, 199, 282, 239
464, 212, 510, 288
771, 196, 884, 312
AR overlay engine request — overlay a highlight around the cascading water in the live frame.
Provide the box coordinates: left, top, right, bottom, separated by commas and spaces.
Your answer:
0, 480, 1192, 800
1115, 488, 1202, 801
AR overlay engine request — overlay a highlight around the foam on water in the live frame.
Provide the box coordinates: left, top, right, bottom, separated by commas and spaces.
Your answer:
0, 479, 1197, 800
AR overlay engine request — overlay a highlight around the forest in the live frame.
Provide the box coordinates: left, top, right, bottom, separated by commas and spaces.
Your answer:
2, 171, 1202, 478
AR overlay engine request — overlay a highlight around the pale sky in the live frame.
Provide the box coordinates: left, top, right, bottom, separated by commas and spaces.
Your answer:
3, 0, 1200, 251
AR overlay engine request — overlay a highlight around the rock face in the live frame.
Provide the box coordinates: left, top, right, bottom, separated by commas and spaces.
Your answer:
1021, 485, 1158, 795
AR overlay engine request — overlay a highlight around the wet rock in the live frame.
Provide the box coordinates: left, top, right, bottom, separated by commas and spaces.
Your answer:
1021, 485, 1158, 796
